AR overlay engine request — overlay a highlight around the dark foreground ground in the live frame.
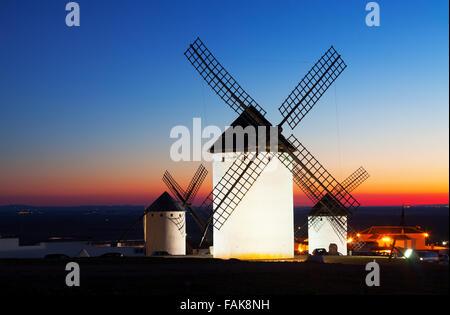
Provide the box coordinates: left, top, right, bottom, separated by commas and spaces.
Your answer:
0, 256, 447, 296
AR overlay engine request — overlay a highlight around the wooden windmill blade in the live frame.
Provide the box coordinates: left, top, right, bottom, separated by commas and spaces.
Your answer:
339, 166, 370, 193
162, 170, 187, 203
184, 38, 268, 125
303, 167, 369, 248
197, 190, 215, 247
162, 169, 208, 232
185, 38, 280, 232
308, 167, 369, 224
307, 166, 370, 216
278, 46, 347, 130
279, 134, 360, 214
184, 164, 208, 204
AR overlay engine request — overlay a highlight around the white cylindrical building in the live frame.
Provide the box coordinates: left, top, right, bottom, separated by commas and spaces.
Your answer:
144, 191, 186, 256
307, 199, 348, 255
208, 107, 295, 260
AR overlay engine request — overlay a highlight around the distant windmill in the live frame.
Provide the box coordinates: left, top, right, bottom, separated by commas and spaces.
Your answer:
307, 166, 370, 254
119, 164, 210, 249
184, 38, 363, 258
162, 164, 211, 240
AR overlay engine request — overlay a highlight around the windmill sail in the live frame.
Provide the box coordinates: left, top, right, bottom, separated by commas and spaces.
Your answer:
339, 166, 370, 193
162, 166, 209, 233
279, 134, 360, 213
278, 46, 347, 129
185, 38, 267, 123
184, 164, 208, 204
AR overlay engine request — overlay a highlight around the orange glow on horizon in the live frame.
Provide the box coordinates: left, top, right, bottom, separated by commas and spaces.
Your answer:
0, 159, 448, 206
0, 191, 448, 207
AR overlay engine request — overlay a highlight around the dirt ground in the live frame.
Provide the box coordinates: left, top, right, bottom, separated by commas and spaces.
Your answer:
0, 256, 447, 296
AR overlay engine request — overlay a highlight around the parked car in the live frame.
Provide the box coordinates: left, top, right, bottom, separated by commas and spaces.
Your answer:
100, 252, 124, 258
311, 248, 328, 256
44, 254, 70, 260
151, 251, 170, 256
416, 251, 439, 263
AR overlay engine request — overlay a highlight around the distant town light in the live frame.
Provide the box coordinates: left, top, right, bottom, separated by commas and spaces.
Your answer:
346, 238, 353, 243
382, 237, 391, 242
423, 233, 429, 238
356, 233, 361, 237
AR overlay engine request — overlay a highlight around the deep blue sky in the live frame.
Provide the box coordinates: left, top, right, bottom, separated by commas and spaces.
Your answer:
0, 0, 448, 205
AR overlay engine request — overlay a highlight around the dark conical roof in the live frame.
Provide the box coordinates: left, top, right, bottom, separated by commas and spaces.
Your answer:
308, 193, 349, 216
145, 191, 184, 213
208, 106, 296, 153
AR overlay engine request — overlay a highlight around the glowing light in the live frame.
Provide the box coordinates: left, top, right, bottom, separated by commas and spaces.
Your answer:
404, 248, 413, 258
347, 238, 353, 243
382, 237, 391, 242
423, 233, 429, 238
356, 233, 361, 237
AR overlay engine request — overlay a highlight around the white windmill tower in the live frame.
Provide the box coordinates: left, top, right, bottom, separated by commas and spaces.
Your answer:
307, 167, 370, 255
207, 110, 295, 259
184, 38, 362, 260
143, 192, 186, 255
121, 165, 209, 255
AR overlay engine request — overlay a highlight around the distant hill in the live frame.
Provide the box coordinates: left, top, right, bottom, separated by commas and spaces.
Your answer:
0, 204, 448, 245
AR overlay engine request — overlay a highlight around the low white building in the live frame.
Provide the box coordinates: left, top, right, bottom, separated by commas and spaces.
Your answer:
0, 237, 143, 258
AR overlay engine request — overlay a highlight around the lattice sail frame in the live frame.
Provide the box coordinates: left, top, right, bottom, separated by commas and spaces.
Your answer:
162, 166, 209, 232
184, 164, 208, 204
340, 166, 370, 193
278, 46, 347, 129
307, 167, 369, 227
279, 134, 360, 213
185, 37, 267, 117
162, 171, 187, 202
307, 167, 369, 249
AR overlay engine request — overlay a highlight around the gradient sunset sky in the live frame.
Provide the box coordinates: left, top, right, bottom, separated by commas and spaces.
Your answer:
0, 0, 448, 206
